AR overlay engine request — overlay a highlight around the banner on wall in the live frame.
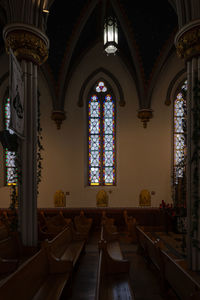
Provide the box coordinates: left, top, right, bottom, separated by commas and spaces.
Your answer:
9, 48, 25, 138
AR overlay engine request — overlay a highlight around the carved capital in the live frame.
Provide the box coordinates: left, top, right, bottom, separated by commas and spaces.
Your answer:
3, 23, 49, 65
51, 111, 66, 130
175, 20, 200, 61
138, 108, 153, 128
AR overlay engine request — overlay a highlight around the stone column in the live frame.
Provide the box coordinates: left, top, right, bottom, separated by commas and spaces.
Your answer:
175, 19, 200, 270
3, 24, 49, 246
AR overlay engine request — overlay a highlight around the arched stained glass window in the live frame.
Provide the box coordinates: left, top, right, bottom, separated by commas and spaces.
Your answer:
4, 98, 17, 185
88, 81, 116, 186
173, 80, 187, 185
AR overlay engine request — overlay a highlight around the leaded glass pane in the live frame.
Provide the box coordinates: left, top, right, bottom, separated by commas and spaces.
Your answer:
104, 102, 113, 118
89, 135, 100, 151
104, 167, 114, 184
174, 134, 185, 150
89, 151, 100, 167
89, 118, 100, 134
104, 151, 113, 166
104, 118, 113, 134
174, 117, 185, 133
6, 167, 16, 184
174, 96, 186, 117
88, 83, 115, 186
104, 135, 114, 151
96, 81, 107, 93
175, 149, 185, 165
89, 101, 100, 118
5, 150, 16, 167
174, 81, 187, 183
5, 98, 16, 185
89, 167, 100, 185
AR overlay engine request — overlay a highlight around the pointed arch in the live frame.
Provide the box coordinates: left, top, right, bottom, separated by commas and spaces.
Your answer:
78, 67, 125, 107
87, 79, 116, 186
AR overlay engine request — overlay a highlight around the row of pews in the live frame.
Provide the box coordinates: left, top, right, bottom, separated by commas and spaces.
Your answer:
2, 208, 200, 299
136, 225, 200, 300
95, 216, 135, 300
0, 211, 93, 300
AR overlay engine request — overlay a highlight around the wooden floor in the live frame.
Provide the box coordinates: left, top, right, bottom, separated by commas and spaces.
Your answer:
67, 230, 179, 300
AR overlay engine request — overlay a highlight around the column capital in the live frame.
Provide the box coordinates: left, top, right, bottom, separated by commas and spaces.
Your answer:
3, 23, 49, 65
137, 108, 153, 128
175, 20, 200, 61
51, 111, 66, 129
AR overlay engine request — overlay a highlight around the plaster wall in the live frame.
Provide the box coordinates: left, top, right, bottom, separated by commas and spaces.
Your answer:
0, 45, 185, 208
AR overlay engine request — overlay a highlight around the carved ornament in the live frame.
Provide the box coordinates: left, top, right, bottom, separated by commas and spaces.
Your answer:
4, 30, 48, 65
3, 24, 49, 65
175, 25, 200, 61
137, 108, 153, 128
51, 111, 66, 130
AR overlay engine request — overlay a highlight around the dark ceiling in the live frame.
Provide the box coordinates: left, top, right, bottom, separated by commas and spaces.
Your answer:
46, 0, 178, 86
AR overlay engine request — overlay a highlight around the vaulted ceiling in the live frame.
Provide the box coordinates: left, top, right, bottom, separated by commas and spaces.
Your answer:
0, 0, 178, 109
45, 0, 178, 109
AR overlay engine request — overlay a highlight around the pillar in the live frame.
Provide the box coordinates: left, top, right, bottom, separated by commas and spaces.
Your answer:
3, 23, 49, 246
175, 19, 200, 270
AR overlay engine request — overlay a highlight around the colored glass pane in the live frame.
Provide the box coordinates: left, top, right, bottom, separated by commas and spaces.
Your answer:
96, 81, 107, 93
88, 82, 116, 185
174, 81, 187, 184
5, 98, 16, 185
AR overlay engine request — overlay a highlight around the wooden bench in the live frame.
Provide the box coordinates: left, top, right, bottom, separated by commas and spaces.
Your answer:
136, 226, 200, 299
74, 210, 93, 235
42, 225, 86, 270
95, 225, 135, 300
158, 249, 200, 300
123, 210, 138, 242
136, 225, 163, 271
39, 211, 71, 236
0, 246, 71, 300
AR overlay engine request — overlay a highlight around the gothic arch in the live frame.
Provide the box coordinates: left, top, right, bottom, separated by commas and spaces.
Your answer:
78, 68, 125, 108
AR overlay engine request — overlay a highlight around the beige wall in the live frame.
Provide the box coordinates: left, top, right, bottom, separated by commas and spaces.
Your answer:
0, 44, 185, 208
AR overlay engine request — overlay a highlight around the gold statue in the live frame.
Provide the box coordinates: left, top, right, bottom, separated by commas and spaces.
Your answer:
139, 189, 151, 206
96, 190, 108, 207
54, 190, 66, 207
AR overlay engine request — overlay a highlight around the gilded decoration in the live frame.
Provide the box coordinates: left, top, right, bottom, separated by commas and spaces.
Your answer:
4, 30, 48, 65
54, 190, 66, 207
175, 26, 200, 61
138, 108, 153, 128
139, 189, 151, 206
96, 190, 108, 207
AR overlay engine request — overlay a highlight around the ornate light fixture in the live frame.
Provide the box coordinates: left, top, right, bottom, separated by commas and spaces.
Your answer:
104, 5, 118, 55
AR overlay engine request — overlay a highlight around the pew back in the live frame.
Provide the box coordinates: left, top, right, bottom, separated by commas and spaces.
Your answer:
160, 249, 200, 300
0, 248, 48, 300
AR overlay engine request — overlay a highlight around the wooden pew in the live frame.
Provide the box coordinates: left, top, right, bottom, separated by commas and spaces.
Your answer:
42, 225, 86, 270
95, 225, 135, 300
158, 249, 200, 300
38, 211, 71, 236
136, 225, 163, 271
136, 226, 200, 299
0, 246, 71, 300
0, 232, 23, 278
74, 210, 92, 235
123, 210, 138, 242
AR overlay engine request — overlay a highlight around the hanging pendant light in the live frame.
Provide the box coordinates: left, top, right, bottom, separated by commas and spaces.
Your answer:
104, 8, 118, 55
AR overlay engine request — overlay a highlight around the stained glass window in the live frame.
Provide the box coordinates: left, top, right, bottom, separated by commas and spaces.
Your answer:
4, 98, 17, 185
88, 81, 116, 186
174, 80, 187, 185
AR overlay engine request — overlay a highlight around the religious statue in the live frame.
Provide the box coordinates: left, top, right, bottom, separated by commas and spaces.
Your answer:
96, 190, 108, 207
54, 190, 66, 207
139, 189, 151, 206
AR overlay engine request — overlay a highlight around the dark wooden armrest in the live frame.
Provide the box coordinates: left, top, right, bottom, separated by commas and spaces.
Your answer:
47, 252, 73, 274
0, 258, 19, 274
